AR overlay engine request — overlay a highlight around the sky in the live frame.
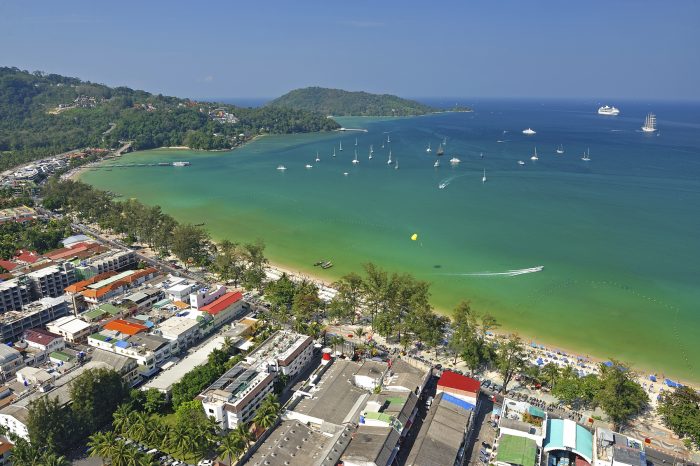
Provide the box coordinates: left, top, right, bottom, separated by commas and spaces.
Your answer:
1, 0, 699, 101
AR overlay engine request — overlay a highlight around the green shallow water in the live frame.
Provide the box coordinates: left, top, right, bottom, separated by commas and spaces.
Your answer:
81, 101, 700, 383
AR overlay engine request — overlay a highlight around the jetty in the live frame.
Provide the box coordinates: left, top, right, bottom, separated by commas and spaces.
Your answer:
90, 161, 190, 169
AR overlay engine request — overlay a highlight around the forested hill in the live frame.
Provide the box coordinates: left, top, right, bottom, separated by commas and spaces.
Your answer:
0, 67, 339, 170
268, 87, 444, 116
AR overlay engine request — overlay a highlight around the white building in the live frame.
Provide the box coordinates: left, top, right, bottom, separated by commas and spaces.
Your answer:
593, 428, 645, 466
165, 282, 197, 302
0, 345, 24, 383
189, 284, 226, 309
46, 315, 93, 343
156, 315, 201, 348
25, 263, 76, 298
0, 279, 30, 314
87, 249, 136, 275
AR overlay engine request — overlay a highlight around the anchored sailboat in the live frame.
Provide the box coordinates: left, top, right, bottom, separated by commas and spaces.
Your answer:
387, 150, 393, 165
642, 113, 657, 132
581, 148, 591, 161
482, 169, 487, 184
426, 142, 432, 153
352, 149, 359, 164
530, 147, 539, 161
556, 144, 564, 155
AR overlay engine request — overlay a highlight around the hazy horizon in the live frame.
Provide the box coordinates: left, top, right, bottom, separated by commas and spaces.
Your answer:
2, 0, 699, 101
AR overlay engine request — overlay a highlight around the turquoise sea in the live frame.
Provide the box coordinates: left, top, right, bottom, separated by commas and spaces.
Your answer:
81, 99, 700, 383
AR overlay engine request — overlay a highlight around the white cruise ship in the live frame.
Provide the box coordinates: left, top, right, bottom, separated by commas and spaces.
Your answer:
598, 105, 620, 116
522, 128, 536, 135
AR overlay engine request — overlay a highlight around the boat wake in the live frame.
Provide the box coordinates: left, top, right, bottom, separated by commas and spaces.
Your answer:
437, 266, 544, 277
438, 174, 468, 189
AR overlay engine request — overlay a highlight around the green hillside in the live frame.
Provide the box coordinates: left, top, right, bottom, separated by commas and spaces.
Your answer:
0, 67, 339, 171
267, 86, 442, 116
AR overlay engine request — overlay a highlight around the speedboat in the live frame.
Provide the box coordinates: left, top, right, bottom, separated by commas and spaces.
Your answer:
426, 143, 432, 153
343, 172, 349, 176
276, 165, 287, 171
522, 128, 536, 135
438, 182, 447, 189
305, 164, 313, 169
450, 157, 461, 164
517, 160, 525, 165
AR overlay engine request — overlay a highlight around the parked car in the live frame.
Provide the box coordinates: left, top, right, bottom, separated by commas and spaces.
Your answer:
425, 396, 434, 407
197, 461, 214, 466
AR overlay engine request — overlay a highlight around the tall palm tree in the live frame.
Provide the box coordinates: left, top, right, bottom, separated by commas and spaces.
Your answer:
219, 432, 246, 466
128, 411, 150, 443
88, 431, 118, 465
260, 394, 281, 416
542, 362, 560, 387
232, 422, 254, 449
41, 453, 70, 466
112, 403, 134, 434
253, 408, 278, 431
143, 417, 166, 449
110, 441, 137, 466
166, 422, 192, 458
353, 327, 366, 340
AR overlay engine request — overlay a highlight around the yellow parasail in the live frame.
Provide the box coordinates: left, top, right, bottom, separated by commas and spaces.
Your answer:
410, 233, 418, 241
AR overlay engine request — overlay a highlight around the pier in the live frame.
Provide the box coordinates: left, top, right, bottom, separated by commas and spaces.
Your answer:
336, 127, 368, 132
89, 161, 190, 169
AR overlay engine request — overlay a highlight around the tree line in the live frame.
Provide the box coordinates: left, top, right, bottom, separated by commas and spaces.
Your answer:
0, 217, 72, 261
0, 66, 339, 171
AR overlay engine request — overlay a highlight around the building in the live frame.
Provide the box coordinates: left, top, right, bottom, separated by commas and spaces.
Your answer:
496, 434, 540, 466
0, 206, 36, 224
0, 361, 113, 439
78, 268, 157, 305
200, 291, 245, 327
123, 288, 162, 311
199, 365, 275, 428
593, 428, 645, 466
0, 345, 24, 383
359, 391, 419, 436
64, 271, 118, 313
86, 249, 136, 275
189, 284, 226, 309
16, 366, 54, 386
22, 328, 65, 353
0, 296, 69, 343
354, 360, 387, 391
383, 359, 430, 394
437, 370, 481, 407
0, 279, 30, 314
103, 319, 148, 336
341, 425, 401, 466
0, 436, 12, 466
46, 315, 93, 343
199, 330, 314, 428
497, 398, 547, 446
543, 419, 594, 466
405, 392, 474, 466
25, 263, 76, 298
165, 281, 197, 302
90, 348, 141, 387
88, 331, 174, 377
156, 315, 201, 348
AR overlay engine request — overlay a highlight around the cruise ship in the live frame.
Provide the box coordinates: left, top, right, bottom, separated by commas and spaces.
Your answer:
597, 105, 620, 116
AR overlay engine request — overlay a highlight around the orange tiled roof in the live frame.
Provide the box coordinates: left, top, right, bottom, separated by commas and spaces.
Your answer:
81, 281, 124, 299
103, 319, 147, 336
173, 300, 190, 310
123, 267, 157, 283
65, 271, 117, 293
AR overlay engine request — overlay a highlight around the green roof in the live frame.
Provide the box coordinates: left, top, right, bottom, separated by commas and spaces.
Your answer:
89, 332, 111, 342
97, 303, 121, 315
50, 351, 73, 362
153, 298, 172, 309
497, 434, 537, 466
363, 411, 394, 423
82, 308, 106, 320
528, 405, 546, 418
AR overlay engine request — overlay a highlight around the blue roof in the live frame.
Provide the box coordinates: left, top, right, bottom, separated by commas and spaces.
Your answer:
442, 392, 475, 411
114, 340, 130, 348
544, 419, 593, 463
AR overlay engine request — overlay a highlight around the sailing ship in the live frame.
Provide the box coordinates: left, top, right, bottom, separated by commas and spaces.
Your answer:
426, 142, 432, 153
642, 113, 657, 132
482, 169, 487, 184
339, 141, 343, 151
581, 148, 591, 161
315, 151, 320, 162
434, 159, 440, 168
333, 148, 336, 157
276, 165, 287, 171
530, 147, 539, 161
352, 149, 359, 164
387, 150, 393, 165
450, 157, 461, 164
556, 144, 564, 154
387, 134, 391, 143
436, 144, 444, 156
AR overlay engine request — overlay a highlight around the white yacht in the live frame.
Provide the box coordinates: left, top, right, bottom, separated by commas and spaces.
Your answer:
339, 141, 343, 151
305, 164, 313, 169
315, 151, 320, 162
522, 128, 536, 135
598, 105, 620, 116
517, 160, 525, 166
450, 157, 461, 164
276, 165, 287, 171
343, 172, 349, 176
387, 134, 391, 143
426, 142, 432, 153
482, 169, 487, 184
387, 150, 393, 165
581, 148, 591, 161
642, 113, 657, 132
333, 148, 336, 157
368, 149, 373, 160
438, 182, 447, 189
352, 149, 359, 164
530, 147, 539, 161
434, 159, 440, 168
370, 144, 374, 154
556, 144, 564, 155
443, 136, 447, 145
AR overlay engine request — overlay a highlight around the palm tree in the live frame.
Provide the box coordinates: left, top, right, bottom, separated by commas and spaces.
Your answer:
253, 408, 278, 430
112, 403, 134, 434
218, 432, 246, 466
88, 431, 118, 465
542, 362, 560, 387
260, 394, 281, 416
166, 423, 192, 458
8, 438, 43, 466
353, 327, 365, 341
41, 453, 70, 466
143, 417, 166, 449
110, 441, 138, 466
128, 411, 150, 443
232, 422, 254, 449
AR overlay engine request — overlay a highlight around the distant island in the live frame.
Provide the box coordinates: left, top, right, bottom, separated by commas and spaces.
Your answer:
268, 86, 470, 117
0, 67, 339, 171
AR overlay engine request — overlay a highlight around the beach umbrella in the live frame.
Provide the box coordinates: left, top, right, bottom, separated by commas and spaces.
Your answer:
411, 233, 418, 241
603, 361, 614, 367
536, 358, 544, 365
649, 375, 657, 382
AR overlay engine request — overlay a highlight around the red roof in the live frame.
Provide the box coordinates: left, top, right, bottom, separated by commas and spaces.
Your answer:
14, 249, 40, 264
201, 291, 243, 316
104, 319, 147, 336
437, 370, 481, 394
24, 328, 62, 346
0, 260, 19, 271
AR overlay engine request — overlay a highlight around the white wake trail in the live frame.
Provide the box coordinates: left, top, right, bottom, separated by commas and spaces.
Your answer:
438, 266, 544, 277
